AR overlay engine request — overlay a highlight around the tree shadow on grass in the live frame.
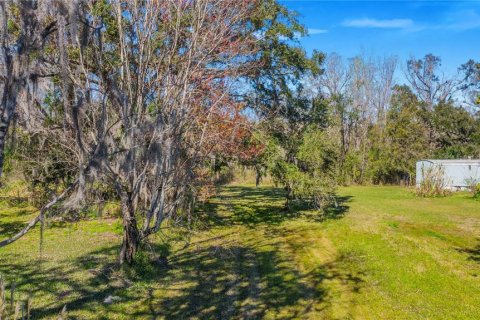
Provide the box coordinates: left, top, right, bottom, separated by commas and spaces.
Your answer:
149, 239, 365, 320
456, 240, 480, 263
0, 220, 32, 238
0, 246, 120, 319
0, 237, 364, 319
197, 185, 352, 228
0, 216, 73, 242
0, 207, 37, 238
193, 185, 293, 228
194, 200, 225, 229
0, 185, 357, 319
314, 195, 353, 222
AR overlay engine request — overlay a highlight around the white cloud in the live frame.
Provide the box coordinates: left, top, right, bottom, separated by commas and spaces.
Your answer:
308, 28, 328, 35
277, 29, 328, 41
342, 9, 480, 33
343, 18, 414, 29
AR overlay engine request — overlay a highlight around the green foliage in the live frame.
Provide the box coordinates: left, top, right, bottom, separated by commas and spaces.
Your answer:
466, 179, 480, 199
321, 59, 480, 187
342, 152, 363, 184
1, 147, 16, 177
431, 102, 480, 159
367, 86, 429, 184
473, 184, 480, 199
5, 4, 20, 39
353, 84, 480, 186
91, 0, 118, 40
297, 127, 338, 180
248, 0, 322, 119
266, 126, 338, 209
246, 1, 335, 208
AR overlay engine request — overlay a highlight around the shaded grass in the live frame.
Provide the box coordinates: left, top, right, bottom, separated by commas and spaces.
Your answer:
0, 183, 480, 319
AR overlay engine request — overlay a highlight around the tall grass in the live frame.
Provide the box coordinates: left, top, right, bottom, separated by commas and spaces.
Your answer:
466, 178, 480, 199
416, 165, 451, 197
0, 276, 66, 320
0, 277, 29, 320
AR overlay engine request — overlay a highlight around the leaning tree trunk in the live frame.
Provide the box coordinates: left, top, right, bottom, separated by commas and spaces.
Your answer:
119, 194, 140, 265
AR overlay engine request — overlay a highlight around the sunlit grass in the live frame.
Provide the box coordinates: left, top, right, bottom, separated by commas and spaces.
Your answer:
0, 182, 479, 319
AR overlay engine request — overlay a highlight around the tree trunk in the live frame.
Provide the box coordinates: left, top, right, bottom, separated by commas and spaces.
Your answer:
255, 165, 261, 187
284, 185, 292, 210
0, 87, 19, 178
338, 107, 347, 184
119, 194, 140, 265
0, 118, 10, 178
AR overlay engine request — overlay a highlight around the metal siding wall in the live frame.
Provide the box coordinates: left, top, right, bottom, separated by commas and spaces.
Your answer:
416, 160, 480, 189
416, 161, 432, 186
445, 164, 480, 188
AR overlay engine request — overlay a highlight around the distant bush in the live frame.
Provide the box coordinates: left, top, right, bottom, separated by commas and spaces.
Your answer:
416, 165, 451, 197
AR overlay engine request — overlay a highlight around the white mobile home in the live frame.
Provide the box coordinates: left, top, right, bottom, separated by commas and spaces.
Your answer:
416, 159, 480, 190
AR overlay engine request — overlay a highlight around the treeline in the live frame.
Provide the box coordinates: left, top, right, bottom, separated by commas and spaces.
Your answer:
245, 53, 480, 199
0, 0, 478, 263
317, 53, 480, 185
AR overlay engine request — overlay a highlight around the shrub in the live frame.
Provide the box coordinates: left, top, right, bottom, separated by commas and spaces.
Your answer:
416, 165, 451, 197
473, 184, 480, 199
466, 179, 480, 199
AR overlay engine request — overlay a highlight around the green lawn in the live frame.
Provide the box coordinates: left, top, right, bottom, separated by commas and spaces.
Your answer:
1, 183, 480, 319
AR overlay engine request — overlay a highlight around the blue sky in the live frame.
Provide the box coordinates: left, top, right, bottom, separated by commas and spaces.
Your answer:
280, 0, 480, 81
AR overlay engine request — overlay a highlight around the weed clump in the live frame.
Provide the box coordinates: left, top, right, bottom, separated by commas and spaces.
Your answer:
0, 275, 68, 319
416, 165, 451, 197
0, 276, 31, 320
466, 179, 480, 199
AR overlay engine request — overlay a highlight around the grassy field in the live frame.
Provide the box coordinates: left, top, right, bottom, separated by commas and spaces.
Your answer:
1, 182, 480, 319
